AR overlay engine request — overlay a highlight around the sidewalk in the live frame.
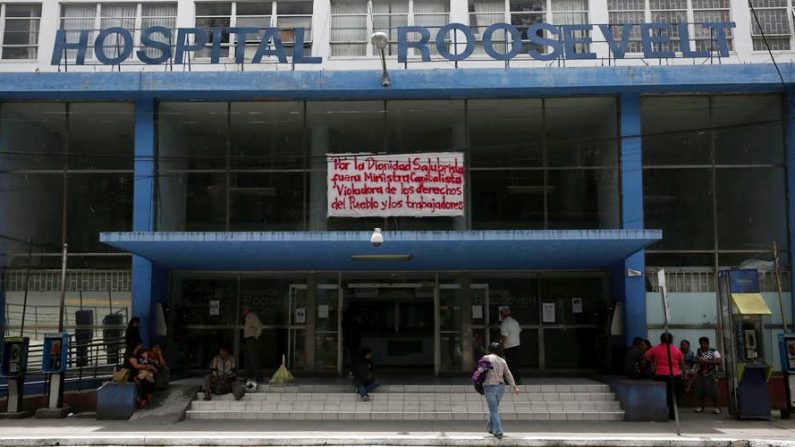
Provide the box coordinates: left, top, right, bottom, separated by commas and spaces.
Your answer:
0, 413, 794, 446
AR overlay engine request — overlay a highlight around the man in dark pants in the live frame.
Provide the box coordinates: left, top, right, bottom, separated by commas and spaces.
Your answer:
499, 306, 522, 385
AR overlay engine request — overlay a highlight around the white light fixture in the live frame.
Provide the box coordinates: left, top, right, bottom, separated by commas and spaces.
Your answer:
626, 268, 643, 277
351, 254, 411, 261
370, 227, 384, 247
370, 32, 390, 87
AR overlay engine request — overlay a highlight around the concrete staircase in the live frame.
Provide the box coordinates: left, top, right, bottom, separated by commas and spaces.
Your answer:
185, 379, 625, 421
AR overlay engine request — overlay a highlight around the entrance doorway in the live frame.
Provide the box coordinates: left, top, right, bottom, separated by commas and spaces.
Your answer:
167, 271, 611, 376
343, 282, 435, 374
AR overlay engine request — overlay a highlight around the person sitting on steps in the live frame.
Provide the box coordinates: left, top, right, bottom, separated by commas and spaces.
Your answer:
202, 345, 245, 401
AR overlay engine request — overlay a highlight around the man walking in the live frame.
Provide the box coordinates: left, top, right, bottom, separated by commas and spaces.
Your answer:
242, 306, 265, 389
499, 306, 522, 385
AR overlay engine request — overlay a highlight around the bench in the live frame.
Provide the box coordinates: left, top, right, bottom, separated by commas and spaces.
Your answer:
598, 376, 669, 422
96, 382, 137, 420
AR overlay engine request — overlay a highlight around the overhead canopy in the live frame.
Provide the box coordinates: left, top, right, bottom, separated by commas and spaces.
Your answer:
99, 229, 661, 271
731, 293, 772, 315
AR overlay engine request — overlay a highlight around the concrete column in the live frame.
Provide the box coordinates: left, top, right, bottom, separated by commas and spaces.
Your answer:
590, 0, 610, 60
132, 98, 156, 347
311, 0, 331, 59
786, 99, 795, 327
460, 275, 474, 371
620, 93, 646, 346
452, 123, 467, 230
309, 126, 329, 230
731, 0, 754, 62
37, 0, 60, 71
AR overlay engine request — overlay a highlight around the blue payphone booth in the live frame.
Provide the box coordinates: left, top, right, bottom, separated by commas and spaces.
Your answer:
779, 333, 795, 418
38, 333, 70, 414
1, 336, 30, 415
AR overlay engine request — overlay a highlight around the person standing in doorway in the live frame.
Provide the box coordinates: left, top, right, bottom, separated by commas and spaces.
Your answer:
499, 306, 522, 384
482, 342, 520, 440
242, 306, 265, 389
643, 332, 685, 420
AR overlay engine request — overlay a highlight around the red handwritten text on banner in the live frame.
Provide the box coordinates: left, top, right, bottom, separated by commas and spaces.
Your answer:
327, 152, 465, 217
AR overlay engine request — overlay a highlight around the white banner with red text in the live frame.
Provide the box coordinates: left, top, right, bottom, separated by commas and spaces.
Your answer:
327, 152, 465, 217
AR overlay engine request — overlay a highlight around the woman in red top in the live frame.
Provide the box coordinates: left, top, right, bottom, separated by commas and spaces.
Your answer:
643, 333, 686, 419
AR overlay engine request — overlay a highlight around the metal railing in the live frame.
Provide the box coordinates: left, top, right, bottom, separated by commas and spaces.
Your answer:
4, 303, 128, 341
646, 268, 791, 293
2, 269, 131, 293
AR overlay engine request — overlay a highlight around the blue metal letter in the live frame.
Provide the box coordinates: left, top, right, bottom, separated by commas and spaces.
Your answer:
677, 23, 709, 58
562, 24, 596, 59
210, 27, 224, 63
175, 28, 208, 64
436, 23, 474, 62
482, 23, 522, 60
398, 26, 431, 63
641, 23, 675, 58
137, 26, 172, 64
702, 22, 735, 57
527, 23, 562, 61
292, 28, 321, 64
598, 24, 632, 59
252, 28, 287, 63
50, 29, 90, 65
94, 27, 134, 65
230, 27, 258, 64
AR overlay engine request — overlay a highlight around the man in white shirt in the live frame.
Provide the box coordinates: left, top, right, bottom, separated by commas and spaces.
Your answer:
242, 306, 265, 389
499, 306, 522, 384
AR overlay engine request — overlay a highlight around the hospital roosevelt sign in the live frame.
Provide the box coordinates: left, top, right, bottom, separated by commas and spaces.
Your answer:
52, 21, 735, 65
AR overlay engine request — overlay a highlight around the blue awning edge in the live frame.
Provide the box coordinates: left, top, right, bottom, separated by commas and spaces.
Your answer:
100, 229, 662, 271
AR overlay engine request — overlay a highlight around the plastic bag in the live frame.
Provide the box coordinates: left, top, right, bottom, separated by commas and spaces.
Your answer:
269, 355, 294, 384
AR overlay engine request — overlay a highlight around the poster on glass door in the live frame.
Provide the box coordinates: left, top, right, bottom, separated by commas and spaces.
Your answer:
327, 152, 465, 217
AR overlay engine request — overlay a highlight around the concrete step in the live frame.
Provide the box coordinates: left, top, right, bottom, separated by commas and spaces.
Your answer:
201, 391, 618, 402
252, 383, 611, 393
190, 399, 623, 412
185, 409, 624, 421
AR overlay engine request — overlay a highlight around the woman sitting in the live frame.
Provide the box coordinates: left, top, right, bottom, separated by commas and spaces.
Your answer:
124, 341, 158, 408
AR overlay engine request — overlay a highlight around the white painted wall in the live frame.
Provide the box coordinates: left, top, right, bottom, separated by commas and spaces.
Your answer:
1, 0, 791, 74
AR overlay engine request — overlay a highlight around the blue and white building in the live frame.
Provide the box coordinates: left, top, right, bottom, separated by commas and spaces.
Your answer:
0, 0, 793, 377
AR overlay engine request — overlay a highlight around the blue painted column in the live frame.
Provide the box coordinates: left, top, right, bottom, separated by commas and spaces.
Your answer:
132, 98, 156, 347
620, 93, 647, 345
787, 99, 795, 328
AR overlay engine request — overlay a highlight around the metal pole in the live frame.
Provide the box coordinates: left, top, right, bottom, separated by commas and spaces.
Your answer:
57, 243, 68, 333
20, 238, 33, 336
772, 241, 789, 332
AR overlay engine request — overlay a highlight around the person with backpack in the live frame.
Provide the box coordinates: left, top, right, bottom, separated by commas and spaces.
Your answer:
478, 342, 520, 440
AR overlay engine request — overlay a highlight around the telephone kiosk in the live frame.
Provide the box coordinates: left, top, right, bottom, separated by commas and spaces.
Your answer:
35, 333, 70, 417
779, 333, 795, 418
719, 269, 774, 419
1, 337, 30, 416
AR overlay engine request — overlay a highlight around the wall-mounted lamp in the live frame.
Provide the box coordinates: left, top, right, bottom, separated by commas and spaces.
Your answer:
370, 32, 390, 87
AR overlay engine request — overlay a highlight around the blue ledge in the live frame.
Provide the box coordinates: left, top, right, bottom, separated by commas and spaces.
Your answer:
0, 64, 793, 100
100, 229, 662, 271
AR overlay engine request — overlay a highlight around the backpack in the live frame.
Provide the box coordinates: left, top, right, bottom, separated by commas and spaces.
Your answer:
472, 357, 493, 395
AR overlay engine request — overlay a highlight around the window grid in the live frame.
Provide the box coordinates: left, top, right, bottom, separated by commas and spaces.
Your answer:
59, 2, 177, 61
0, 3, 41, 60
749, 0, 793, 50
469, 0, 590, 56
330, 0, 449, 58
608, 0, 734, 55
195, 1, 313, 61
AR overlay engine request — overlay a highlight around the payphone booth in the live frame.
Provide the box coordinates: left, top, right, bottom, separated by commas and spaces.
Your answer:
779, 333, 795, 417
1, 337, 29, 416
38, 333, 69, 414
719, 269, 774, 419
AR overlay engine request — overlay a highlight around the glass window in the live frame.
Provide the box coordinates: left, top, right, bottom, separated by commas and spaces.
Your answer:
545, 97, 618, 168
330, 0, 446, 57
60, 3, 177, 61
642, 96, 712, 165
468, 99, 543, 168
644, 168, 714, 250
230, 101, 305, 169
713, 95, 784, 165
750, 0, 791, 51
2, 3, 41, 60
716, 167, 787, 251
386, 100, 464, 152
608, 0, 733, 54
68, 102, 135, 170
66, 174, 133, 253
472, 170, 545, 229
547, 169, 619, 229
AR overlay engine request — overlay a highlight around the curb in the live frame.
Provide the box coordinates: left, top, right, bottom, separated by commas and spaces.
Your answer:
0, 435, 793, 447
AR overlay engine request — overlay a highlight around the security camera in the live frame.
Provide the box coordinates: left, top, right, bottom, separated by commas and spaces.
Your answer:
370, 228, 384, 247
